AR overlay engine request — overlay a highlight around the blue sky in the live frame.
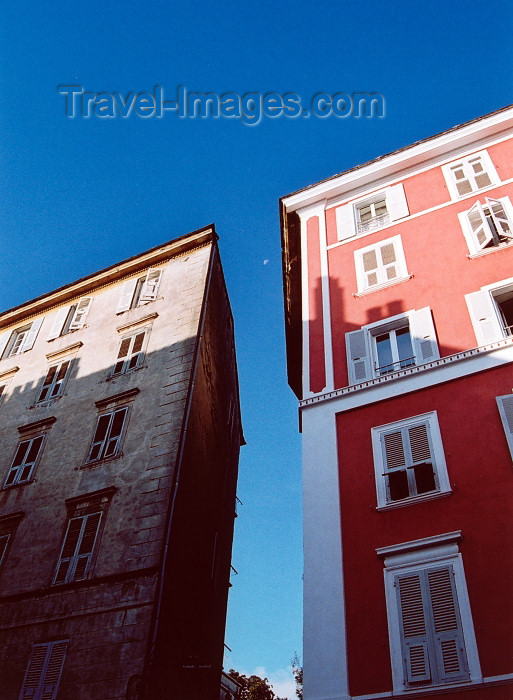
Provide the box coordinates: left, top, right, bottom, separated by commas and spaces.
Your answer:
1, 1, 512, 697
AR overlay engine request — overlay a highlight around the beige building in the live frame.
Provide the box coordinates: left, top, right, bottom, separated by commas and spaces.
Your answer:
0, 225, 243, 700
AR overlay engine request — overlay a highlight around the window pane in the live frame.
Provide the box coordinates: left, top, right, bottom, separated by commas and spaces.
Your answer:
381, 243, 396, 265
93, 414, 111, 444
396, 327, 415, 367
376, 333, 394, 373
12, 441, 29, 468
117, 338, 131, 359
362, 249, 378, 272
132, 332, 145, 354
413, 463, 436, 494
388, 470, 410, 501
25, 436, 43, 464
110, 408, 127, 438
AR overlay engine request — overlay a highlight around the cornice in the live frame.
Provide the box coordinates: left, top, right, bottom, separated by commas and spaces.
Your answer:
0, 226, 216, 330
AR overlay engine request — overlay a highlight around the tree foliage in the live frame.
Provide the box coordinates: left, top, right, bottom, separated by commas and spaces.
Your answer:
228, 670, 287, 700
291, 653, 303, 700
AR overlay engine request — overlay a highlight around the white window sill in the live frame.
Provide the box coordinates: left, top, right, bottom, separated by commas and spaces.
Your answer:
354, 275, 413, 297
468, 241, 513, 258
376, 489, 452, 511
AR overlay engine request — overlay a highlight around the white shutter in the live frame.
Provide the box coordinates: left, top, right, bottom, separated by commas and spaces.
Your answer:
486, 198, 513, 239
0, 330, 10, 359
335, 203, 357, 241
138, 269, 162, 303
116, 278, 138, 313
465, 290, 503, 345
496, 395, 513, 460
396, 573, 432, 684
20, 318, 43, 352
466, 201, 493, 251
427, 568, 469, 682
345, 329, 372, 384
47, 307, 70, 341
387, 184, 409, 221
410, 308, 439, 364
68, 297, 92, 330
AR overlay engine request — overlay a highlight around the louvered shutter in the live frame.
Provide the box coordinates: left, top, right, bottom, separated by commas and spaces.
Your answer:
387, 183, 409, 221
486, 198, 513, 239
40, 641, 68, 700
19, 643, 48, 699
54, 516, 83, 584
410, 308, 439, 364
496, 395, 513, 460
0, 330, 10, 358
345, 329, 372, 384
427, 568, 469, 682
68, 297, 92, 330
465, 290, 503, 345
138, 269, 162, 303
20, 318, 44, 352
396, 573, 432, 684
335, 203, 357, 240
116, 278, 138, 313
466, 201, 493, 250
47, 307, 70, 341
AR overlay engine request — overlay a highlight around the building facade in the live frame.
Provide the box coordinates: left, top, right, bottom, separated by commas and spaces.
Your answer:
280, 106, 513, 699
0, 225, 242, 700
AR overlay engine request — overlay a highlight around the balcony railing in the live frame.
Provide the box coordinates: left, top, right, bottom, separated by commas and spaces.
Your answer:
357, 212, 390, 234
375, 356, 416, 375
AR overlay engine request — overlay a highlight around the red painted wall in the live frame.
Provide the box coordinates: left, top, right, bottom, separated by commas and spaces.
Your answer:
336, 366, 513, 696
306, 216, 326, 393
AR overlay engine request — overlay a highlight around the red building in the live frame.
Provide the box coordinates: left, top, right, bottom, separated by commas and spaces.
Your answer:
280, 106, 513, 700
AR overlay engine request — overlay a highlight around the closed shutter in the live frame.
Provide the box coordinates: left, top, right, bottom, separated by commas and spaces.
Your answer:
138, 269, 162, 303
345, 329, 372, 383
116, 278, 138, 313
397, 573, 432, 683
486, 198, 513, 239
19, 641, 68, 700
20, 318, 44, 352
0, 330, 10, 358
466, 201, 493, 250
68, 297, 92, 330
387, 183, 409, 221
410, 308, 439, 364
465, 290, 503, 345
47, 307, 70, 341
427, 568, 469, 682
496, 395, 513, 460
335, 203, 357, 241
396, 566, 468, 687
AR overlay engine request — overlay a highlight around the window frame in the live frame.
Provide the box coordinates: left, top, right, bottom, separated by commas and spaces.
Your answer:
3, 434, 46, 488
345, 308, 439, 385
85, 406, 129, 464
53, 510, 103, 584
354, 234, 409, 293
0, 318, 44, 360
442, 150, 499, 200
458, 196, 513, 255
111, 329, 148, 377
381, 538, 481, 692
465, 277, 513, 346
335, 183, 409, 242
116, 268, 162, 314
36, 359, 72, 404
371, 411, 451, 509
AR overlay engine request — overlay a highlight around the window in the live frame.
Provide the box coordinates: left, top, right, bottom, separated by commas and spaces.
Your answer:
54, 511, 102, 584
465, 278, 513, 345
459, 197, 513, 255
116, 269, 162, 313
336, 183, 409, 241
0, 513, 23, 574
0, 318, 44, 360
371, 412, 450, 508
379, 534, 479, 691
19, 640, 68, 700
346, 308, 439, 384
442, 150, 499, 199
112, 330, 147, 375
354, 235, 409, 293
47, 298, 92, 340
4, 435, 44, 488
86, 407, 128, 463
37, 360, 71, 403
